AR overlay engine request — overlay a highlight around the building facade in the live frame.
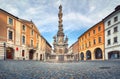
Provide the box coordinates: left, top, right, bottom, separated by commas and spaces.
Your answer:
0, 8, 51, 60
78, 21, 105, 60
104, 5, 120, 59
68, 41, 79, 61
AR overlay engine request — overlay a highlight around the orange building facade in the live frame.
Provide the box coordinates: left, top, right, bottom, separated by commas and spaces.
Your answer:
78, 21, 105, 60
0, 9, 51, 60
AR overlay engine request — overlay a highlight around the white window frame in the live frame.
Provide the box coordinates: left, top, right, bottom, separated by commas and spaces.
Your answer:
7, 28, 14, 42
7, 16, 14, 26
22, 35, 26, 45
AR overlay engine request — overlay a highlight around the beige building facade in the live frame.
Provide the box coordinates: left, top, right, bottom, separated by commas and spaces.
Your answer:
69, 41, 79, 61
0, 8, 51, 60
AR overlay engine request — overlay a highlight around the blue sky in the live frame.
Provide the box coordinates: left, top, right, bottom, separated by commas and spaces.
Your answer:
0, 0, 120, 47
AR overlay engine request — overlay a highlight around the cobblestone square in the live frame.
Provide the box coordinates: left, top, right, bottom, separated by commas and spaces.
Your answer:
0, 60, 120, 79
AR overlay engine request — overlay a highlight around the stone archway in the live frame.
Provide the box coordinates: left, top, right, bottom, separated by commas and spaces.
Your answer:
6, 47, 14, 59
86, 50, 91, 60
108, 51, 120, 59
29, 49, 35, 60
80, 52, 84, 60
94, 48, 103, 59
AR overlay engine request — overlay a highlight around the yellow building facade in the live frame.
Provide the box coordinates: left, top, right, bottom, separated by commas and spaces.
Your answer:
78, 21, 105, 60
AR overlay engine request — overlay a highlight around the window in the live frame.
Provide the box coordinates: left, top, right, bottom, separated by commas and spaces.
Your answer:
31, 30, 34, 35
114, 37, 118, 43
114, 26, 118, 33
94, 39, 96, 45
82, 37, 83, 41
8, 30, 13, 40
85, 43, 87, 48
88, 32, 90, 36
22, 25, 25, 31
93, 30, 95, 34
98, 26, 101, 31
107, 39, 111, 45
36, 34, 39, 39
107, 30, 111, 35
98, 37, 101, 43
31, 40, 33, 47
107, 21, 111, 26
79, 46, 81, 50
22, 36, 25, 44
89, 41, 91, 47
114, 16, 118, 22
85, 35, 87, 39
9, 18, 13, 25
22, 50, 25, 57
37, 43, 39, 48
82, 44, 84, 49
31, 25, 33, 28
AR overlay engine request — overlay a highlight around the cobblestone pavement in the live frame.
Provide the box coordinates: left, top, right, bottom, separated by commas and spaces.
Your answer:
0, 60, 120, 79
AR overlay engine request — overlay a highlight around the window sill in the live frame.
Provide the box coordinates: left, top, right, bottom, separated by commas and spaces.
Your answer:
113, 42, 118, 44
107, 44, 111, 46
8, 39, 13, 42
113, 31, 118, 34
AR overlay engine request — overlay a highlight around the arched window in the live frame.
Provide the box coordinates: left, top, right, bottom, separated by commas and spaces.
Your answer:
80, 52, 84, 60
94, 48, 102, 59
86, 50, 91, 60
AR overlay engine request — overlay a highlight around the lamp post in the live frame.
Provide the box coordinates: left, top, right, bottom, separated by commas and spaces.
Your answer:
4, 42, 6, 60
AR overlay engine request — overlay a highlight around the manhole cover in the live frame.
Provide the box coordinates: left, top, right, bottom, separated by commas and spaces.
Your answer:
99, 67, 111, 69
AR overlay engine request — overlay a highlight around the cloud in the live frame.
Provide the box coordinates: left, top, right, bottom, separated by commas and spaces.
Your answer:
89, 6, 96, 12
61, 12, 96, 32
1, 0, 120, 46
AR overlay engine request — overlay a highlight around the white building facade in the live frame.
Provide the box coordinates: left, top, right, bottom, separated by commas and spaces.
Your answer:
104, 5, 120, 59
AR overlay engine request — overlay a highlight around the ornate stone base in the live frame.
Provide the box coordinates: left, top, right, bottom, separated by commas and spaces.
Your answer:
47, 54, 74, 62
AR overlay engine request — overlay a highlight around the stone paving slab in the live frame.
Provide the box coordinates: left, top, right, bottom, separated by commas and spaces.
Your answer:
0, 60, 120, 79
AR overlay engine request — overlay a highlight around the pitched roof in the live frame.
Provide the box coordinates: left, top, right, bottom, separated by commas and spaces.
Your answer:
0, 8, 19, 19
103, 5, 120, 21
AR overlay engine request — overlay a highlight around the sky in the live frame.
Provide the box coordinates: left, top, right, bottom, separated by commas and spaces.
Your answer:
0, 0, 120, 47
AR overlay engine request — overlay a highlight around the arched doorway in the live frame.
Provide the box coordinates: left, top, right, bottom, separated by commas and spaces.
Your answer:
80, 52, 84, 60
29, 49, 35, 60
40, 54, 42, 60
86, 50, 91, 60
94, 48, 102, 59
6, 47, 14, 59
108, 51, 120, 59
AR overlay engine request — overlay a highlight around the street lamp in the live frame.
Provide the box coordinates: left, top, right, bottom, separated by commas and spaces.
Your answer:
4, 42, 6, 60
